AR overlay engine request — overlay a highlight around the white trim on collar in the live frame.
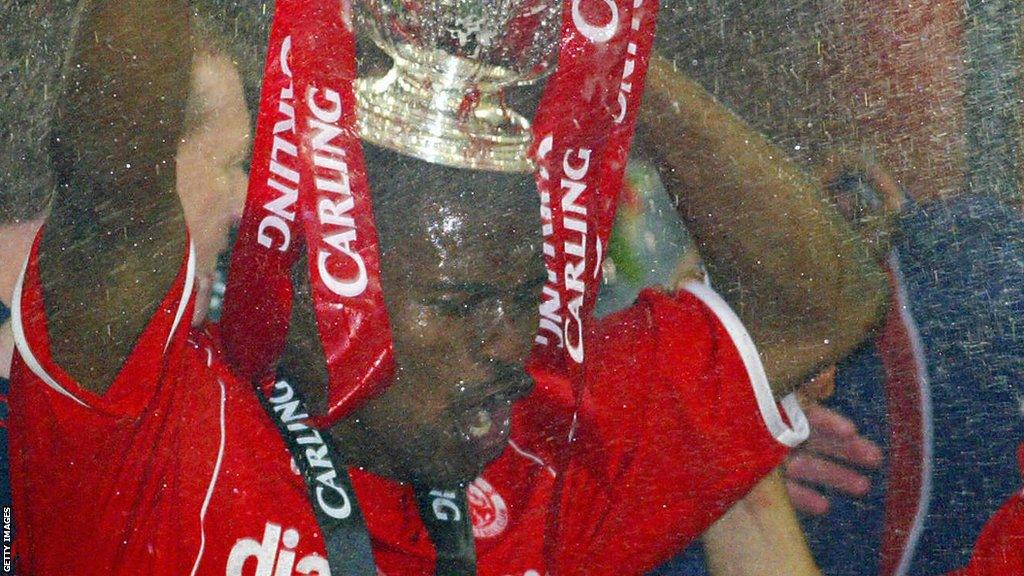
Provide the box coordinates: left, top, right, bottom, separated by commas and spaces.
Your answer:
11, 240, 196, 408
682, 281, 810, 448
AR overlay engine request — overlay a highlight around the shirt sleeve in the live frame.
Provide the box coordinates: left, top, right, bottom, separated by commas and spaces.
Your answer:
10, 232, 196, 418
547, 284, 805, 575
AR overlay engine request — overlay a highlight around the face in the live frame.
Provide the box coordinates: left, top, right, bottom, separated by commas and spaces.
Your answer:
334, 189, 545, 487
176, 52, 252, 324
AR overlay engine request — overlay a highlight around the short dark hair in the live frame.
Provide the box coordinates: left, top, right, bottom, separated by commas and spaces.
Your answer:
362, 144, 540, 259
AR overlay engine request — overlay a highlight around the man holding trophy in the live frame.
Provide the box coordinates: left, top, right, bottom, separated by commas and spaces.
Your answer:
6, 0, 885, 575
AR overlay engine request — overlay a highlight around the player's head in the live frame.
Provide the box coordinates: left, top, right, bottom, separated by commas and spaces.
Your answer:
329, 148, 545, 486
177, 22, 252, 324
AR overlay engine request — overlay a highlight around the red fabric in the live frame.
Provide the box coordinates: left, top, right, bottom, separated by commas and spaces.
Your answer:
877, 268, 928, 576
949, 445, 1024, 576
221, 2, 301, 385
292, 0, 395, 427
9, 239, 328, 575
222, 0, 395, 428
10, 230, 786, 575
358, 288, 789, 576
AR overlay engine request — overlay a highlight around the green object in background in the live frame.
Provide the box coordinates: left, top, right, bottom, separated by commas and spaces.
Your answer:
607, 223, 646, 285
597, 157, 697, 317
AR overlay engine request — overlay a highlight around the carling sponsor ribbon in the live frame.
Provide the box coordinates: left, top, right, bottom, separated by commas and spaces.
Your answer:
222, 0, 393, 429
530, 0, 660, 401
527, 0, 661, 568
221, 0, 302, 389
222, 1, 388, 573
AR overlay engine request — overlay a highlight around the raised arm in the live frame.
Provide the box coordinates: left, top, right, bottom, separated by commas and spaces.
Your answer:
40, 0, 192, 393
637, 55, 887, 395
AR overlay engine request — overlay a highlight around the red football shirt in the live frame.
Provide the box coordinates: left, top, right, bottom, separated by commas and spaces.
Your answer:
10, 232, 804, 575
950, 444, 1024, 576
355, 282, 807, 576
8, 238, 330, 575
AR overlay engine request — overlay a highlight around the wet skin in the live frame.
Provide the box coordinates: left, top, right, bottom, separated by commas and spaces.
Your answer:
286, 151, 547, 487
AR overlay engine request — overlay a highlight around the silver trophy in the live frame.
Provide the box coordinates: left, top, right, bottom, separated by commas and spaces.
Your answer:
355, 0, 563, 173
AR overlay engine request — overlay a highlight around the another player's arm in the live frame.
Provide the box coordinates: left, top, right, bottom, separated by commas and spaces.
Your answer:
637, 55, 887, 396
702, 472, 821, 576
40, 0, 192, 393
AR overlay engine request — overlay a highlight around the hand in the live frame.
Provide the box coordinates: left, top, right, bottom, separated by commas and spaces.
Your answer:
783, 402, 883, 516
1, 321, 12, 380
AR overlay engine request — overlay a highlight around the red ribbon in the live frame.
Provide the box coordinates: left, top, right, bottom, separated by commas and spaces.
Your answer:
223, 0, 660, 431
221, 0, 303, 387
222, 0, 392, 427
526, 1, 660, 567
530, 0, 661, 408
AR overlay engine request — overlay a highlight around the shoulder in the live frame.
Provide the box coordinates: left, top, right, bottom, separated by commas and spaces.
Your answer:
576, 284, 757, 438
592, 285, 733, 383
11, 236, 199, 415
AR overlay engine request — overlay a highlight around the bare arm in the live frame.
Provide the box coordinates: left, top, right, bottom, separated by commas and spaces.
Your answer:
40, 0, 192, 393
637, 55, 887, 395
702, 471, 821, 576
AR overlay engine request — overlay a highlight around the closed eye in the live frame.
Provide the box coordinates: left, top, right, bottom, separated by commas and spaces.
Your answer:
428, 276, 544, 317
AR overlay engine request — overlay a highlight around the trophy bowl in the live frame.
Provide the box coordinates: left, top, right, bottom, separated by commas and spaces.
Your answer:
355, 0, 563, 173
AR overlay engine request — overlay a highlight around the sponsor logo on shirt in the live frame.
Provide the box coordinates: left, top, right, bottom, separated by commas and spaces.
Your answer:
226, 522, 330, 575
468, 477, 509, 539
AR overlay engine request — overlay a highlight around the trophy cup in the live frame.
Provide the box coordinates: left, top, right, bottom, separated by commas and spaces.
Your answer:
355, 0, 563, 173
